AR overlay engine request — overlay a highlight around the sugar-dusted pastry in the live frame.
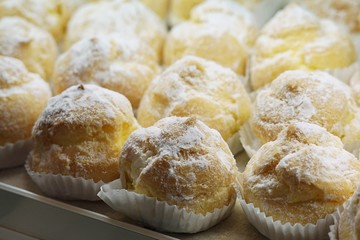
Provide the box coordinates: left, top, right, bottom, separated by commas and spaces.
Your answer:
250, 4, 356, 90
65, 0, 166, 61
252, 70, 356, 143
120, 116, 238, 214
301, 0, 360, 33
137, 56, 251, 147
338, 186, 360, 240
164, 0, 258, 75
0, 56, 51, 146
0, 0, 67, 41
53, 34, 159, 109
140, 0, 169, 19
168, 0, 204, 26
29, 84, 139, 183
241, 122, 360, 225
0, 17, 57, 80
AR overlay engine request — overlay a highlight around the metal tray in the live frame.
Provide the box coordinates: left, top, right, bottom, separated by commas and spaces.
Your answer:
0, 152, 265, 240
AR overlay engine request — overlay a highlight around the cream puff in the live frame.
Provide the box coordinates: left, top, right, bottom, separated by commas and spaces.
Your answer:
251, 70, 356, 144
250, 4, 356, 90
65, 0, 166, 61
120, 116, 238, 214
52, 34, 159, 109
242, 122, 360, 225
0, 0, 67, 41
29, 84, 139, 183
137, 56, 251, 151
0, 17, 57, 80
164, 0, 258, 75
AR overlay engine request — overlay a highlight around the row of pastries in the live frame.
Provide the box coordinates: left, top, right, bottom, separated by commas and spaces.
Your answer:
1, 0, 360, 238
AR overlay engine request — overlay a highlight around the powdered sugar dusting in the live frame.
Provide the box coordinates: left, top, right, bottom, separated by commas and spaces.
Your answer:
65, 0, 166, 54
0, 56, 28, 87
252, 70, 356, 141
33, 84, 134, 137
120, 116, 237, 203
138, 55, 251, 141
244, 122, 360, 207
251, 3, 356, 89
276, 146, 358, 195
301, 0, 360, 33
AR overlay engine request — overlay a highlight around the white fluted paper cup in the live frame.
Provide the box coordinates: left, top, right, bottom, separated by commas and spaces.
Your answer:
25, 161, 105, 201
98, 179, 236, 233
250, 0, 289, 27
328, 201, 347, 240
351, 33, 360, 58
328, 220, 338, 240
326, 62, 359, 85
227, 131, 243, 155
239, 194, 340, 240
0, 139, 32, 169
239, 121, 262, 158
343, 140, 360, 159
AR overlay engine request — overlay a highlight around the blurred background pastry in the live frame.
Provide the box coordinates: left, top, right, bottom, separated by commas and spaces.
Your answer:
300, 0, 360, 33
0, 56, 51, 146
61, 0, 169, 22
168, 0, 289, 27
137, 56, 251, 153
164, 0, 258, 76
0, 0, 67, 41
64, 0, 166, 62
0, 17, 57, 80
120, 116, 238, 214
251, 70, 357, 144
299, 0, 360, 57
241, 122, 360, 225
140, 0, 169, 20
169, 0, 204, 26
250, 3, 356, 90
52, 34, 159, 109
29, 84, 139, 183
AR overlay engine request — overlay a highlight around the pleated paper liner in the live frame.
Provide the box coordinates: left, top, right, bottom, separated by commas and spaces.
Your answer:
0, 139, 33, 169
98, 179, 236, 233
328, 191, 356, 240
351, 33, 360, 59
239, 120, 262, 159
227, 131, 244, 155
328, 217, 339, 240
238, 193, 341, 240
344, 140, 360, 160
327, 61, 359, 86
25, 160, 105, 201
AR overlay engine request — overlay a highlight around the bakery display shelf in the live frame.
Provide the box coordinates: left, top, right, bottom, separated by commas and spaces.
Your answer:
0, 152, 265, 240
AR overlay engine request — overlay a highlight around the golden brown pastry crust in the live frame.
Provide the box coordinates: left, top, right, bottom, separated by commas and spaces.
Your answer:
242, 122, 360, 225
0, 17, 57, 80
250, 4, 356, 90
120, 116, 238, 215
29, 84, 139, 183
252, 70, 356, 143
64, 0, 166, 61
164, 0, 258, 75
137, 56, 251, 141
0, 56, 51, 145
53, 34, 159, 109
